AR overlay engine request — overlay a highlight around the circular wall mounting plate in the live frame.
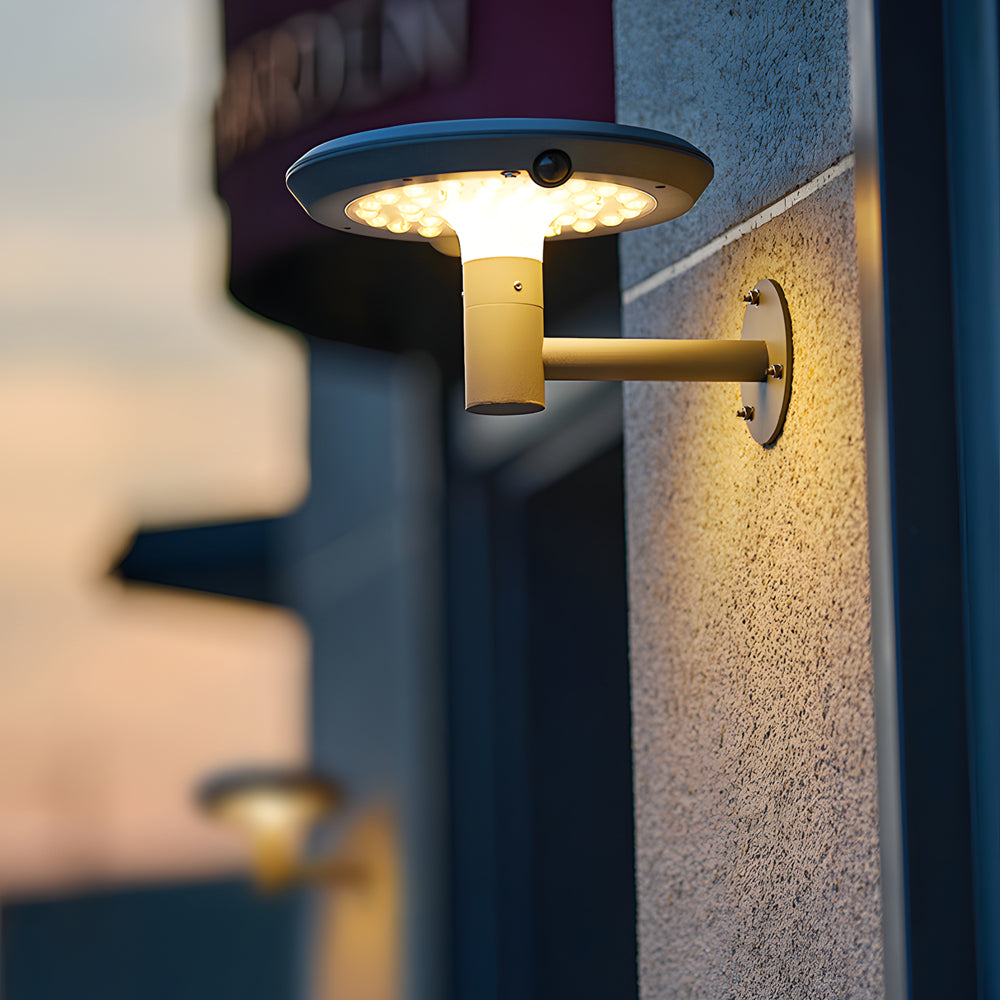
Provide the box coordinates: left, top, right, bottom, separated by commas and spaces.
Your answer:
739, 278, 792, 446
286, 118, 714, 244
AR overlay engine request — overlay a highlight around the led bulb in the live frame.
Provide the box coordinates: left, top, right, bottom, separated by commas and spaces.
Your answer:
344, 173, 656, 262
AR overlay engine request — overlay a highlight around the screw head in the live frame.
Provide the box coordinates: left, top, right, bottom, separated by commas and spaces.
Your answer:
742, 288, 760, 306
501, 170, 520, 178
513, 281, 523, 292
766, 363, 783, 379
737, 405, 755, 421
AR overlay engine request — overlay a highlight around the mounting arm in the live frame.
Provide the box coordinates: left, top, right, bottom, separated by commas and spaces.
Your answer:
463, 276, 792, 446
543, 338, 770, 382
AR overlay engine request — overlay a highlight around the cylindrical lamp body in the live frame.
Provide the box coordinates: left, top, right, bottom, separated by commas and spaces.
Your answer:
463, 257, 545, 414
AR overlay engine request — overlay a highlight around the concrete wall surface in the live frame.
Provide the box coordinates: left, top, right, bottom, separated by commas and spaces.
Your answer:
614, 1, 883, 996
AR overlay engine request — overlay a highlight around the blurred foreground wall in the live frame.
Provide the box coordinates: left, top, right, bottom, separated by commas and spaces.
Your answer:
0, 0, 311, 897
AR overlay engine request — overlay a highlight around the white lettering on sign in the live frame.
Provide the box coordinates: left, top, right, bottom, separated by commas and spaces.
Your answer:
215, 0, 468, 170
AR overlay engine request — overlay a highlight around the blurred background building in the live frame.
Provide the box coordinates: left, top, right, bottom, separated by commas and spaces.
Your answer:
1, 0, 997, 998
0, 0, 632, 996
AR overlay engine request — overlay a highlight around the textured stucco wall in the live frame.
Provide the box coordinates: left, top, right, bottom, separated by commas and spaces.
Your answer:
615, 0, 854, 289
615, 1, 883, 996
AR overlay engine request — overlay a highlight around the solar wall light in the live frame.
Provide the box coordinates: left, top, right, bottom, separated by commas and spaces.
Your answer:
197, 766, 363, 892
287, 119, 792, 445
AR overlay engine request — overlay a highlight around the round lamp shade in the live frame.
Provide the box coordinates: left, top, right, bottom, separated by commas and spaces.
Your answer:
286, 118, 714, 256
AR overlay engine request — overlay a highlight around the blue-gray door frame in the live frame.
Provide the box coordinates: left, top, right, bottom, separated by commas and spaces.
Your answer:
852, 0, 1000, 996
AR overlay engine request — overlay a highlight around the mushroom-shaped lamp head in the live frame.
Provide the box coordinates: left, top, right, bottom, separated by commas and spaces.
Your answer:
286, 119, 713, 413
197, 767, 343, 891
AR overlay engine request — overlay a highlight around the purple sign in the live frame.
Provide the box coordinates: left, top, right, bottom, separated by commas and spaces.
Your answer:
217, 0, 616, 351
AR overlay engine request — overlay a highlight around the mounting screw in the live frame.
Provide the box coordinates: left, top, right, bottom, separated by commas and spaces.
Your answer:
501, 170, 520, 178
737, 405, 755, 421
513, 281, 523, 291
742, 288, 760, 306
766, 363, 783, 379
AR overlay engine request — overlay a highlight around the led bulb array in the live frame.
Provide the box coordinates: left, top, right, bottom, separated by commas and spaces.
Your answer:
345, 172, 656, 241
